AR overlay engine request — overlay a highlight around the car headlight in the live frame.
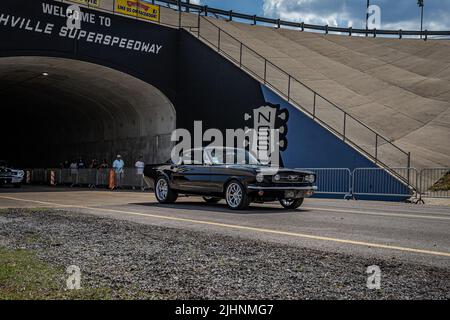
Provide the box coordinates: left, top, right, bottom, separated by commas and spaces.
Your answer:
304, 174, 315, 183
273, 174, 280, 181
256, 173, 264, 183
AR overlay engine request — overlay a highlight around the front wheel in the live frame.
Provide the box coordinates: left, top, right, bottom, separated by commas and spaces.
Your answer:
280, 198, 304, 210
225, 181, 251, 210
154, 176, 178, 204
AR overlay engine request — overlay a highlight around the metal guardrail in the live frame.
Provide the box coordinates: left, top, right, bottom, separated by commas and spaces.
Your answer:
352, 168, 417, 199
418, 168, 450, 199
156, 0, 450, 39
297, 168, 352, 199
25, 168, 149, 190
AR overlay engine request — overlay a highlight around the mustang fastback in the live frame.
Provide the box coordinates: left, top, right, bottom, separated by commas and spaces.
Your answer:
144, 147, 317, 210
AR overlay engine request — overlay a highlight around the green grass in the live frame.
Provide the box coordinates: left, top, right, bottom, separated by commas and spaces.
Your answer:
430, 171, 450, 192
0, 246, 176, 300
0, 246, 115, 300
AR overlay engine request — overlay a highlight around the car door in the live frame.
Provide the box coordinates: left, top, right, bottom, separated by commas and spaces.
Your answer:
172, 149, 212, 193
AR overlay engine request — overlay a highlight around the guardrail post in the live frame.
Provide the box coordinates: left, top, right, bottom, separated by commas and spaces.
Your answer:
263, 59, 267, 84
300, 22, 304, 31
229, 10, 233, 21
218, 28, 221, 51
253, 15, 257, 25
276, 19, 280, 29
239, 42, 243, 67
349, 27, 352, 36
424, 30, 428, 41
178, 0, 181, 28
325, 25, 328, 34
287, 75, 291, 101
313, 93, 316, 119
399, 29, 402, 39
204, 5, 208, 16
197, 10, 200, 37
375, 134, 378, 164
343, 113, 347, 141
373, 28, 377, 38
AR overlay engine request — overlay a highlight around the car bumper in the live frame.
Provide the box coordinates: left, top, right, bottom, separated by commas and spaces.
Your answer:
247, 185, 317, 198
0, 177, 23, 184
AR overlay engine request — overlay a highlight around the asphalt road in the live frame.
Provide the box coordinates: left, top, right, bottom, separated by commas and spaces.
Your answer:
1, 185, 449, 268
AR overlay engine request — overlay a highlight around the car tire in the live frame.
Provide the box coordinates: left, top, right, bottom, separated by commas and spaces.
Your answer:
279, 198, 304, 210
225, 180, 251, 210
202, 196, 221, 204
154, 176, 178, 204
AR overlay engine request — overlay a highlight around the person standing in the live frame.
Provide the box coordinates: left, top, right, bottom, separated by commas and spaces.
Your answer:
135, 156, 145, 175
134, 156, 145, 190
112, 155, 125, 189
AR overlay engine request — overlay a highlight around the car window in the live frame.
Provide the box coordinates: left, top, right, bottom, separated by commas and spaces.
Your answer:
181, 150, 207, 165
205, 148, 260, 165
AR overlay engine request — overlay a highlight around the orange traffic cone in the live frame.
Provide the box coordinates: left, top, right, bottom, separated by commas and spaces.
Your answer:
108, 169, 115, 190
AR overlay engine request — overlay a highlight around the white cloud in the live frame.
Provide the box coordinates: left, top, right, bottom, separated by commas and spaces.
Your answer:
261, 0, 450, 31
262, 0, 353, 27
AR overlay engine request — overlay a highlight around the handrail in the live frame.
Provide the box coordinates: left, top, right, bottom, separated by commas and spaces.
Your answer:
194, 15, 410, 168
154, 0, 450, 40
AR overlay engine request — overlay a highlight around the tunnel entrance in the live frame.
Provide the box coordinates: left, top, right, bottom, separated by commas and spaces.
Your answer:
0, 56, 176, 168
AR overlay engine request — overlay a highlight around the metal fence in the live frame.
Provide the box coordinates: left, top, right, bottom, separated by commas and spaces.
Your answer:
297, 168, 352, 199
24, 168, 150, 190
418, 168, 450, 199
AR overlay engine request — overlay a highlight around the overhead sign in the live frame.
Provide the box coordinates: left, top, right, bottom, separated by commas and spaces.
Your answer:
115, 0, 160, 22
70, 0, 100, 7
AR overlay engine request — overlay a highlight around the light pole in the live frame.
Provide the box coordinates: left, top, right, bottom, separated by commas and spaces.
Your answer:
365, 0, 370, 36
418, 0, 424, 39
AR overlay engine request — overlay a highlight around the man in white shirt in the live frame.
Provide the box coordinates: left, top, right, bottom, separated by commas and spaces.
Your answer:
135, 157, 145, 175
112, 155, 125, 188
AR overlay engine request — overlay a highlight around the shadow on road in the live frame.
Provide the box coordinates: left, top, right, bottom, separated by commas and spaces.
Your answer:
130, 201, 310, 215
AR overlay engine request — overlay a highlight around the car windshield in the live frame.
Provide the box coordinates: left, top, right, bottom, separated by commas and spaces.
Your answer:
205, 148, 260, 165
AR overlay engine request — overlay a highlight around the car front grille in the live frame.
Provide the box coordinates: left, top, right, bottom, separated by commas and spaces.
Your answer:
272, 174, 305, 183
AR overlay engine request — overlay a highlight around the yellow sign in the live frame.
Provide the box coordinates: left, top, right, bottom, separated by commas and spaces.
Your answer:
70, 0, 100, 7
115, 0, 160, 22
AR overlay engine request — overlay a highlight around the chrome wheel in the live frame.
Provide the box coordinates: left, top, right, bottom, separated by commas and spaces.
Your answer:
279, 198, 304, 210
226, 182, 243, 209
156, 178, 168, 201
280, 199, 295, 207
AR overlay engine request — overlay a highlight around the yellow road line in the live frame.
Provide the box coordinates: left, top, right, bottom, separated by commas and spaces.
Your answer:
1, 195, 449, 258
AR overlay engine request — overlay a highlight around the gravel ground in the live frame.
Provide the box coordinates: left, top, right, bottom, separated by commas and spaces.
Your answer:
0, 208, 449, 300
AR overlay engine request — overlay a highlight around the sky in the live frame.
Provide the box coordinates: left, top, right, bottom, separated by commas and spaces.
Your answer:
184, 0, 450, 31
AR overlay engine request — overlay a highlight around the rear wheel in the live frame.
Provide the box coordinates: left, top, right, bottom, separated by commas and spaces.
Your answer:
225, 180, 251, 210
155, 176, 178, 204
203, 196, 221, 203
280, 198, 304, 210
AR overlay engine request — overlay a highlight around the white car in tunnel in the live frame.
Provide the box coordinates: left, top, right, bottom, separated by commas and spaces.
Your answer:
0, 164, 24, 188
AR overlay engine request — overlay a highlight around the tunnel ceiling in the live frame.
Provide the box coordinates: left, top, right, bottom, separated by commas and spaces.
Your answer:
0, 56, 176, 167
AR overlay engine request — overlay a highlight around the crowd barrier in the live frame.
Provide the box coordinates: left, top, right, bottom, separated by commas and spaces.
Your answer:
23, 167, 450, 200
25, 168, 150, 191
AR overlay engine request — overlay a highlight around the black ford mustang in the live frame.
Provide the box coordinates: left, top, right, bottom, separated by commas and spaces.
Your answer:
144, 147, 317, 210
